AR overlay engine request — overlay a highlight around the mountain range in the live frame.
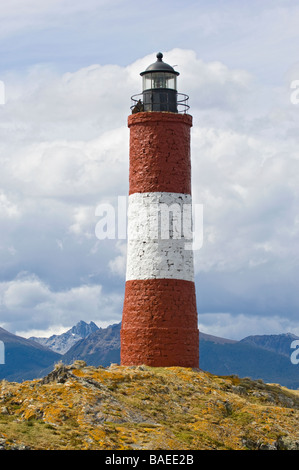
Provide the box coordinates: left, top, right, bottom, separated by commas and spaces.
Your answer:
0, 327, 61, 382
29, 320, 99, 354
0, 321, 298, 389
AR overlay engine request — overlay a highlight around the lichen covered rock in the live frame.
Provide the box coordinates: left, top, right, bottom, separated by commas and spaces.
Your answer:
0, 364, 298, 450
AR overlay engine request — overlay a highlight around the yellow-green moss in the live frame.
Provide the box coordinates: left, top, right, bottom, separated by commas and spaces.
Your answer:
0, 364, 298, 450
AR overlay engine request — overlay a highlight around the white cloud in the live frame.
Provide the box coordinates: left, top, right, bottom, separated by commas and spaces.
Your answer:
192, 123, 299, 275
0, 191, 20, 218
199, 312, 299, 340
0, 0, 116, 39
5, 130, 128, 200
0, 273, 122, 334
2, 273, 49, 309
69, 205, 94, 238
166, 48, 253, 110
108, 241, 127, 277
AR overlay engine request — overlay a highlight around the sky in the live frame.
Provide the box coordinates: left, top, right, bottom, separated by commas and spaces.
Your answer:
0, 0, 299, 340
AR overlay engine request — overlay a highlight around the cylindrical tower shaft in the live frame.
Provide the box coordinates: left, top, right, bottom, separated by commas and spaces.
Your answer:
121, 111, 199, 367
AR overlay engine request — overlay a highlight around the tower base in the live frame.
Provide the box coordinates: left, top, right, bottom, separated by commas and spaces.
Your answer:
121, 279, 199, 368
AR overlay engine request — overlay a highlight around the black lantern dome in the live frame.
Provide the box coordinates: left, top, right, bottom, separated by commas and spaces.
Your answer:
131, 52, 189, 114
141, 52, 179, 75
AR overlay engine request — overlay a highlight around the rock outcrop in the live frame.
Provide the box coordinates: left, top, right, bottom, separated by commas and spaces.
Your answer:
0, 364, 298, 450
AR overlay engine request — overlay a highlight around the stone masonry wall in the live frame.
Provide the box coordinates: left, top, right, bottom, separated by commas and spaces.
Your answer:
121, 112, 199, 368
126, 192, 194, 282
128, 112, 192, 195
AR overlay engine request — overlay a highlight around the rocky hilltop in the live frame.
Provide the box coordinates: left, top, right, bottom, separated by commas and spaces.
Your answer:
0, 363, 298, 450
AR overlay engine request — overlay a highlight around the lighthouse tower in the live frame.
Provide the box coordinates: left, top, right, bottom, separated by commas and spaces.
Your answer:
120, 53, 199, 368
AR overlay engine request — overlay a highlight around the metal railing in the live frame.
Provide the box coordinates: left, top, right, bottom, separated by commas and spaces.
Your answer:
130, 92, 190, 114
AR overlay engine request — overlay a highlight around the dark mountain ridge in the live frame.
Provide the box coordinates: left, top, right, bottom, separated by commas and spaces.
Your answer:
240, 333, 298, 357
1, 322, 298, 389
0, 327, 61, 382
60, 323, 299, 389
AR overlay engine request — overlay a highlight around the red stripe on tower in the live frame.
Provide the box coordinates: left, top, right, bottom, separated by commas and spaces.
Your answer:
120, 53, 199, 368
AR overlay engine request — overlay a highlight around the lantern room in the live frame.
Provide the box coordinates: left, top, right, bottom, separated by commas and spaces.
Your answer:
131, 52, 189, 114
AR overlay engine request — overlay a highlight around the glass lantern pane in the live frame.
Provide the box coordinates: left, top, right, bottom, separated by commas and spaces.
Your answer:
143, 72, 177, 90
165, 74, 176, 90
143, 75, 152, 90
152, 73, 167, 89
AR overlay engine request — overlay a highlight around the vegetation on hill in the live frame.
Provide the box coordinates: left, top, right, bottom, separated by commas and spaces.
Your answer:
0, 362, 299, 450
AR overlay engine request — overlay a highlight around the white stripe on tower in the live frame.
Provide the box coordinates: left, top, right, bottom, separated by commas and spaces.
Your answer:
126, 192, 194, 282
